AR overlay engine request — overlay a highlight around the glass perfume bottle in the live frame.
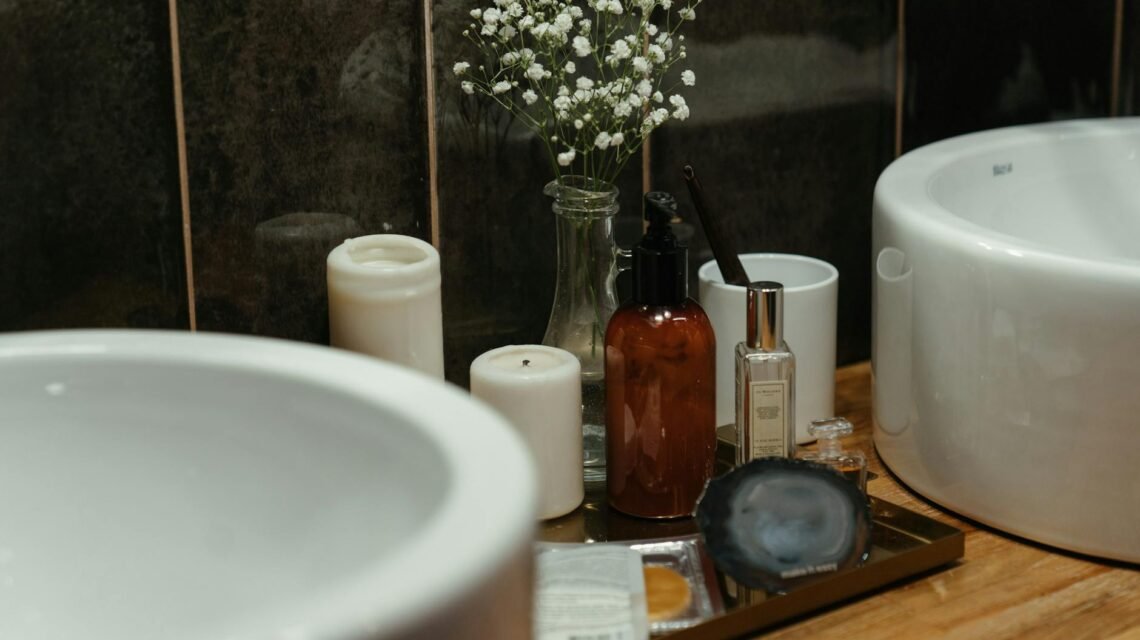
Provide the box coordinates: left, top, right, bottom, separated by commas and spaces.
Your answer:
800, 417, 867, 492
736, 281, 796, 464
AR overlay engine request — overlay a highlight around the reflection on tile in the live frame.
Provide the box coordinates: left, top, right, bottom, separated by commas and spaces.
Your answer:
653, 0, 896, 365
904, 0, 1114, 150
432, 0, 643, 385
0, 2, 187, 330
177, 0, 429, 342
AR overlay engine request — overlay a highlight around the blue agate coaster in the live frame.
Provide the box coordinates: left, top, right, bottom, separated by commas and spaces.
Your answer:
694, 458, 872, 593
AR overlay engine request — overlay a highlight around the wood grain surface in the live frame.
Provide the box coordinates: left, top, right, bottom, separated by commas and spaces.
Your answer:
761, 362, 1140, 640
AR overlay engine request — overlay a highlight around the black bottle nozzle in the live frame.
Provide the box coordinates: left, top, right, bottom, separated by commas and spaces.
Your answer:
645, 191, 677, 231
633, 191, 688, 305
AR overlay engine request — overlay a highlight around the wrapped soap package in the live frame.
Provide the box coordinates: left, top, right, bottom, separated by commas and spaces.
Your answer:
534, 544, 648, 640
536, 536, 723, 638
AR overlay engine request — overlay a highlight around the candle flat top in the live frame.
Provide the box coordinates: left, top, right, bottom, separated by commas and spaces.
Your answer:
471, 345, 580, 381
488, 350, 565, 371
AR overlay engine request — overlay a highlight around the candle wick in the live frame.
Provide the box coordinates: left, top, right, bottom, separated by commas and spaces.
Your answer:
522, 359, 531, 367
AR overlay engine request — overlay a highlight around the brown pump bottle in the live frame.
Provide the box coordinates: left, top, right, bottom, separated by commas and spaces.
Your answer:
604, 191, 716, 519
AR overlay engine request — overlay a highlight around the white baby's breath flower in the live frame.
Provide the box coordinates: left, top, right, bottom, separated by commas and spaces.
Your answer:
453, 0, 703, 183
573, 35, 592, 57
607, 39, 632, 65
669, 94, 690, 120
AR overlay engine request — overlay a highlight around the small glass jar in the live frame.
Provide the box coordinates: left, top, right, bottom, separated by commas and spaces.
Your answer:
798, 417, 867, 492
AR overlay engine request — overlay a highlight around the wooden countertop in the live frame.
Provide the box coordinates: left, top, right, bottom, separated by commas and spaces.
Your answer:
762, 362, 1140, 639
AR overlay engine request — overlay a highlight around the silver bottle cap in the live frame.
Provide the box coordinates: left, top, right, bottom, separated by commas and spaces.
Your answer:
747, 281, 783, 350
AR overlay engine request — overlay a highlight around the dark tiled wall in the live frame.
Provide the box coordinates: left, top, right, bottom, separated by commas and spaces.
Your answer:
2, 0, 1134, 381
652, 0, 897, 366
0, 2, 187, 330
903, 0, 1116, 151
178, 0, 430, 342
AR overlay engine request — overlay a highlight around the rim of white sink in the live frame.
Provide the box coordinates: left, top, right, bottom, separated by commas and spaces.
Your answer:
876, 117, 1140, 282
0, 329, 537, 639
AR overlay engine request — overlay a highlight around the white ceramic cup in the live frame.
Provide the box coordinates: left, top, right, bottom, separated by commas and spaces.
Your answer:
698, 254, 839, 443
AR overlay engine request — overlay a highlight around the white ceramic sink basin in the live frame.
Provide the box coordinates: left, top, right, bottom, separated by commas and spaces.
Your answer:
873, 118, 1140, 562
0, 330, 537, 639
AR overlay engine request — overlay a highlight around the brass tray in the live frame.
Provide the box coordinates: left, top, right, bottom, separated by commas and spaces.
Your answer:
539, 441, 965, 638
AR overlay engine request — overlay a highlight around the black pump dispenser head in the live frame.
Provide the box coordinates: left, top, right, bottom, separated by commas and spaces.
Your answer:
633, 191, 688, 305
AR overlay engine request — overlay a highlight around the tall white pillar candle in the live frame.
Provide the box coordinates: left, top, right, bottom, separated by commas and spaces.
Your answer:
470, 345, 583, 520
327, 235, 445, 379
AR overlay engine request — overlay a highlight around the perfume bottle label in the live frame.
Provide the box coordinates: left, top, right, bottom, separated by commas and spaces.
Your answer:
749, 380, 788, 458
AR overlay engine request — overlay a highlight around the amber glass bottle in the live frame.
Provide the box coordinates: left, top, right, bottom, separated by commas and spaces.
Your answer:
605, 192, 716, 518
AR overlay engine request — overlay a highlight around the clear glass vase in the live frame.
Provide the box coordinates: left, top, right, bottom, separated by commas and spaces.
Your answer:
542, 176, 628, 484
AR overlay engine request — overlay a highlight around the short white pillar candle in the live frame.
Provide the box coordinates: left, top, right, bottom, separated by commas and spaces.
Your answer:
470, 345, 584, 520
327, 235, 444, 379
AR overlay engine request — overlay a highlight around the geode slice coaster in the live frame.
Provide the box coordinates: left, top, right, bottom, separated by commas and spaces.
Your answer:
694, 458, 872, 592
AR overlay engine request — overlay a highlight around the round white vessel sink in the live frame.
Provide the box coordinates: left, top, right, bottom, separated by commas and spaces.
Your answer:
873, 118, 1140, 562
0, 330, 537, 639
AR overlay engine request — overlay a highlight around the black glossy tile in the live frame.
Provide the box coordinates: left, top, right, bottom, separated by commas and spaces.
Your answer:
0, 2, 187, 330
178, 0, 429, 342
904, 0, 1114, 150
432, 0, 644, 385
1122, 0, 1140, 115
652, 0, 896, 365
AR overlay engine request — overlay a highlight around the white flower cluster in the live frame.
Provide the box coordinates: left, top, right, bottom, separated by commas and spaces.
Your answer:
454, 0, 701, 182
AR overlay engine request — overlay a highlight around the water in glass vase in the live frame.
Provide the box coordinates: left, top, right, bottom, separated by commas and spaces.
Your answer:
541, 176, 625, 485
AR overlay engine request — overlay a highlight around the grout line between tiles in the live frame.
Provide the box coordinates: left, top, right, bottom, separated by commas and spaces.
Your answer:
423, 0, 442, 249
167, 0, 197, 331
894, 0, 906, 157
642, 135, 651, 194
1111, 0, 1124, 117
